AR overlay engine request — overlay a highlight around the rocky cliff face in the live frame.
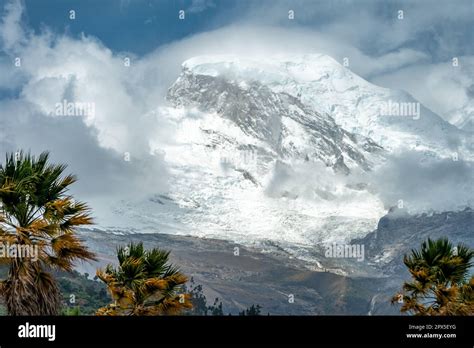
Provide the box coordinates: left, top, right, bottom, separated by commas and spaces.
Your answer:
167, 67, 384, 174
353, 207, 474, 275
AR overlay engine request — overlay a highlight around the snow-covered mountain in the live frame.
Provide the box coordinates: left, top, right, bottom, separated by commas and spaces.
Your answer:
175, 54, 472, 157
107, 54, 472, 265
168, 55, 387, 174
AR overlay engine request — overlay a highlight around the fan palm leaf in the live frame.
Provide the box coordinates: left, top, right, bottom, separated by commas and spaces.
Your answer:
97, 242, 192, 316
394, 238, 473, 316
0, 151, 96, 315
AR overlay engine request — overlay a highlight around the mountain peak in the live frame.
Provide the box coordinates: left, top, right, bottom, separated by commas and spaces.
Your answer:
181, 53, 367, 86
169, 54, 383, 173
174, 54, 469, 159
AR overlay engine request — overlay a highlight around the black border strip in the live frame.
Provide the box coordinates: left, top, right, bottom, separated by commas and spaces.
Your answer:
0, 315, 472, 346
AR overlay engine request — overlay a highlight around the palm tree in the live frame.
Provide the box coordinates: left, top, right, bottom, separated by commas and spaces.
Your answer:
392, 238, 473, 315
96, 242, 192, 315
0, 151, 96, 315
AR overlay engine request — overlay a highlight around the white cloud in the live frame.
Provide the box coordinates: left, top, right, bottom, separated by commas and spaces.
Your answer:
0, 0, 472, 224
238, 0, 473, 56
0, 0, 27, 51
0, 1, 171, 224
372, 57, 474, 128
369, 151, 474, 213
139, 25, 430, 82
188, 0, 215, 13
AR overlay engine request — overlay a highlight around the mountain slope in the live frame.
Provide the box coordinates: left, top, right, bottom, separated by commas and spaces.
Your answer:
179, 54, 471, 159
103, 54, 472, 267
168, 61, 384, 173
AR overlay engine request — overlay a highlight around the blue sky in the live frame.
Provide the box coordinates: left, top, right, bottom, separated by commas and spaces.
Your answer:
13, 0, 473, 60
21, 0, 236, 55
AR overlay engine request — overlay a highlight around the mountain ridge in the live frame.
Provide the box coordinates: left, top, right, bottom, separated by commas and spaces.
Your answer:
101, 53, 473, 265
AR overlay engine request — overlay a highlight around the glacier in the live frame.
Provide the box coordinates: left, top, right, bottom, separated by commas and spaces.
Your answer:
98, 54, 473, 265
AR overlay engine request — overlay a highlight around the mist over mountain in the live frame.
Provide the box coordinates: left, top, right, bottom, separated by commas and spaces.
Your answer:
90, 53, 472, 265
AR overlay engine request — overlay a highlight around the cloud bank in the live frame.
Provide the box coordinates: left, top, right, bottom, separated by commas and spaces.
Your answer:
0, 0, 472, 225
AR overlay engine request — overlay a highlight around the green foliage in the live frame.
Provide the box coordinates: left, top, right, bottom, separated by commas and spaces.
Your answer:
57, 270, 110, 315
209, 298, 224, 316
405, 238, 473, 285
239, 304, 262, 316
393, 237, 474, 315
0, 266, 110, 315
184, 277, 262, 316
182, 278, 224, 315
62, 306, 81, 316
96, 242, 191, 315
0, 151, 96, 316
